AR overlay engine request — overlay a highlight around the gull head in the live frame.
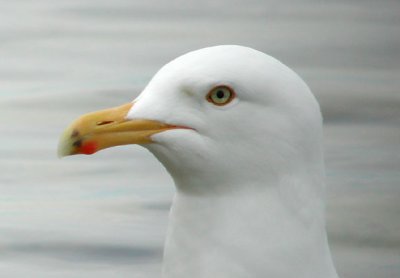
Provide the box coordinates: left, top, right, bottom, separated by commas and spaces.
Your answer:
59, 45, 324, 193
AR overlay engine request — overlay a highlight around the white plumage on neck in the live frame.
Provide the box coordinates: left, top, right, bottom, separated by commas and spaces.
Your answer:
126, 45, 339, 278
162, 182, 336, 278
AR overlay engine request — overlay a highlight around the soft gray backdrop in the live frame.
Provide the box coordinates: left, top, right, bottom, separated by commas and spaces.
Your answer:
1, 1, 399, 277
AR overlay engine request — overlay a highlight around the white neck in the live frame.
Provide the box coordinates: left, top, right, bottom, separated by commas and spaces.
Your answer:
161, 177, 338, 278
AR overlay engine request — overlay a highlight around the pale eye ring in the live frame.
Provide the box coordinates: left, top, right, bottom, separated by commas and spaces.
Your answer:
206, 85, 235, 106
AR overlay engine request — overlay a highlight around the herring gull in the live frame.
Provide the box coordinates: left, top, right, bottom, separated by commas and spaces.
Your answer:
58, 45, 339, 278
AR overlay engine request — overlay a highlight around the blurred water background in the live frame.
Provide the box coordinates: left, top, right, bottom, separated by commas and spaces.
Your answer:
1, 0, 399, 277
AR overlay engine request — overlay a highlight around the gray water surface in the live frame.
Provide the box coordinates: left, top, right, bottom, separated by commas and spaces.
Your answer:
1, 1, 399, 277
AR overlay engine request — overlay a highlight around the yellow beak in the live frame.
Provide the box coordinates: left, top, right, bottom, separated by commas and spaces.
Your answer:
58, 102, 177, 157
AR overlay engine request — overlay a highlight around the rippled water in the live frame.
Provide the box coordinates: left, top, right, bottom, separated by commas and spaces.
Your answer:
1, 1, 399, 277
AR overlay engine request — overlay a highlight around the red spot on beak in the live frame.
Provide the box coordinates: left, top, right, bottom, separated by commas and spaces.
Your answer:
80, 141, 98, 155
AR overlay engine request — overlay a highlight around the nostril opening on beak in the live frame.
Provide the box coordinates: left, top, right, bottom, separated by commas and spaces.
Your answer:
97, 120, 114, 126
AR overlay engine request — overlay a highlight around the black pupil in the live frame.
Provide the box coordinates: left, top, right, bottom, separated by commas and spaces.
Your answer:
216, 90, 225, 99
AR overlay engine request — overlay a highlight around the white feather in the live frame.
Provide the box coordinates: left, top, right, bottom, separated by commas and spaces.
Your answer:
127, 45, 339, 278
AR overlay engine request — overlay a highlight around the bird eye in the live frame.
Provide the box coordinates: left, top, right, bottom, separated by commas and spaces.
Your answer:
206, 86, 235, 106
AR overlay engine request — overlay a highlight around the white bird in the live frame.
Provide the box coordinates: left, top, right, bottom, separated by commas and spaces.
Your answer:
58, 45, 339, 278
